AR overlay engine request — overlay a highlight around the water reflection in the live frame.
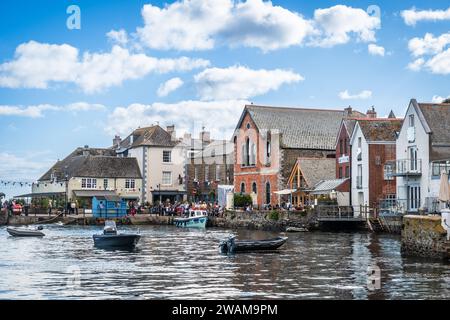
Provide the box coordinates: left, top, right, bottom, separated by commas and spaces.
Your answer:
0, 225, 448, 299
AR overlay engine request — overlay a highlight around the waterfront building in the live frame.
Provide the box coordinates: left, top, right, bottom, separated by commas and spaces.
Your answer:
31, 146, 142, 208
186, 139, 234, 202
287, 158, 343, 207
393, 99, 450, 213
350, 117, 402, 214
232, 104, 365, 208
113, 125, 186, 204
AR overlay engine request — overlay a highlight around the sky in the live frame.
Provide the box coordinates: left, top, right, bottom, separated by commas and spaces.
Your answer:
1, 0, 450, 198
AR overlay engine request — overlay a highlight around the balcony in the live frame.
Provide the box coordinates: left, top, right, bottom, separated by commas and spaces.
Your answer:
390, 159, 422, 177
356, 176, 362, 189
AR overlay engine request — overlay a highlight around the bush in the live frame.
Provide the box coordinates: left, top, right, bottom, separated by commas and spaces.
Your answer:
234, 193, 252, 208
268, 210, 279, 220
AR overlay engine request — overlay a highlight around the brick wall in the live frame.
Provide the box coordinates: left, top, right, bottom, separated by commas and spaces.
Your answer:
368, 144, 397, 207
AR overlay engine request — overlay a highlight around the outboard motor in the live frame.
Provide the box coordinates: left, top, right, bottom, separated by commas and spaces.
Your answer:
37, 226, 44, 231
441, 209, 450, 241
219, 235, 236, 254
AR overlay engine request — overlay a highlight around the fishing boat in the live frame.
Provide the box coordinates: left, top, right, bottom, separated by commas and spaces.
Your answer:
174, 209, 208, 228
219, 235, 288, 254
93, 220, 140, 249
7, 226, 45, 237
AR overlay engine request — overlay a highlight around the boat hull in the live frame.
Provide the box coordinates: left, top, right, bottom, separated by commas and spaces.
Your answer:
220, 236, 288, 254
174, 216, 207, 228
93, 234, 140, 248
6, 227, 45, 237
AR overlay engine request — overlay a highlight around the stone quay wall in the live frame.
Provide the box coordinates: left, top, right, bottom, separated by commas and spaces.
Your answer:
401, 215, 449, 259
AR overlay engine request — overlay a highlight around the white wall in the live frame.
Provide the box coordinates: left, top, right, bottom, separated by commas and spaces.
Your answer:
396, 102, 430, 211
350, 124, 369, 215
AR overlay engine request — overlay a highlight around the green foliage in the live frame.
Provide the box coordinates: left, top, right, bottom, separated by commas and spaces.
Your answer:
268, 210, 279, 221
234, 193, 252, 208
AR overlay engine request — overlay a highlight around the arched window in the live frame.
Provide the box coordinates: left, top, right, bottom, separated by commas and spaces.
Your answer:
266, 131, 271, 162
265, 182, 271, 205
240, 182, 246, 194
252, 182, 257, 194
245, 137, 250, 166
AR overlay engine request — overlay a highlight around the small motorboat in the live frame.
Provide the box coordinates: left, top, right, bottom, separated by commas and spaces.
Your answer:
219, 235, 288, 254
286, 226, 309, 232
7, 226, 45, 237
174, 209, 208, 228
93, 220, 140, 249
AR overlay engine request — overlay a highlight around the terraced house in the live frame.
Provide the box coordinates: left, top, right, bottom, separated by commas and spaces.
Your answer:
232, 104, 364, 208
31, 146, 142, 208
394, 99, 450, 213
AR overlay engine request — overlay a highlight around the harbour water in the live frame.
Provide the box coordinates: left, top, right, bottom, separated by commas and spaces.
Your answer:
0, 225, 449, 299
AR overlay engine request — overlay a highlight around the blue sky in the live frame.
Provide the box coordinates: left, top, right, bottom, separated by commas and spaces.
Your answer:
1, 0, 450, 198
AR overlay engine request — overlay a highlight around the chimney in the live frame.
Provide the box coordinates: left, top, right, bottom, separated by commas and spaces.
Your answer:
200, 131, 210, 143
343, 106, 353, 117
166, 125, 176, 140
82, 145, 90, 156
113, 135, 122, 149
366, 106, 377, 118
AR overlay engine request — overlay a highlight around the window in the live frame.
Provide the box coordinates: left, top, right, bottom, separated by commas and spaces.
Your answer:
339, 167, 343, 179
432, 161, 450, 177
409, 114, 414, 127
344, 139, 348, 155
162, 172, 172, 185
215, 164, 221, 181
409, 147, 418, 171
205, 166, 209, 181
265, 182, 271, 204
163, 150, 172, 163
358, 137, 362, 148
240, 182, 246, 194
384, 164, 394, 180
211, 149, 215, 158
345, 165, 350, 178
245, 137, 250, 166
103, 179, 108, 190
194, 166, 199, 181
125, 179, 135, 189
252, 182, 257, 194
246, 123, 251, 129
339, 139, 343, 154
266, 133, 271, 161
81, 178, 97, 189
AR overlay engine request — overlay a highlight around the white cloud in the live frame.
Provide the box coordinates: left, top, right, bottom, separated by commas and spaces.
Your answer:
368, 43, 385, 56
0, 104, 59, 118
408, 32, 450, 57
0, 102, 106, 117
407, 33, 450, 74
309, 5, 380, 47
0, 151, 54, 181
407, 58, 425, 71
105, 100, 249, 139
431, 95, 450, 103
106, 29, 128, 46
0, 41, 210, 93
136, 1, 380, 51
339, 89, 372, 100
401, 7, 450, 26
194, 65, 303, 100
157, 77, 184, 97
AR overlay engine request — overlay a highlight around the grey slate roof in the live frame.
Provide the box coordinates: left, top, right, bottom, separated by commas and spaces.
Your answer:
311, 178, 348, 194
192, 140, 234, 159
416, 101, 450, 161
39, 147, 142, 181
237, 105, 365, 150
297, 158, 336, 189
357, 119, 403, 142
119, 125, 178, 149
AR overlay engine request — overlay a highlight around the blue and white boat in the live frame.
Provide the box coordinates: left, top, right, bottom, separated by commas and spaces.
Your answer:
174, 209, 208, 228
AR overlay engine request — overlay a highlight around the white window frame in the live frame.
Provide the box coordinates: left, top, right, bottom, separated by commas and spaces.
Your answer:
125, 179, 136, 189
103, 179, 108, 190
215, 164, 221, 181
81, 178, 97, 189
162, 171, 172, 186
163, 150, 172, 163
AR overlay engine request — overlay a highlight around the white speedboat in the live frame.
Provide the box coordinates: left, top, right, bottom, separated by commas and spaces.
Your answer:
174, 209, 208, 228
7, 226, 45, 237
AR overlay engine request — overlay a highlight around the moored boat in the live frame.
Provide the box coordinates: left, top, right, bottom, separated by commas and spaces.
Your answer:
174, 209, 208, 228
219, 235, 288, 254
7, 226, 45, 237
286, 226, 309, 232
93, 220, 140, 249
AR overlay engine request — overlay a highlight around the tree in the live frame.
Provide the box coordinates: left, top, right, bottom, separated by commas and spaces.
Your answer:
443, 98, 450, 104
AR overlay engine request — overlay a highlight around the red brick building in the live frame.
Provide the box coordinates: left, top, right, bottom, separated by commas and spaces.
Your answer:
350, 118, 403, 210
233, 104, 364, 208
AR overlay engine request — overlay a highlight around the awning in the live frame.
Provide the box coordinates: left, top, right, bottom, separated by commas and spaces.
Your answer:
274, 189, 297, 195
95, 195, 122, 202
14, 192, 66, 198
73, 190, 117, 197
310, 178, 348, 195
